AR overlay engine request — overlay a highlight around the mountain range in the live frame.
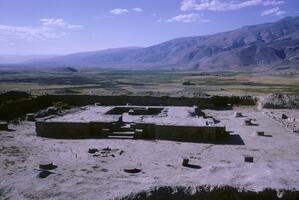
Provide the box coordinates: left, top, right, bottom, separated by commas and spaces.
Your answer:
4, 16, 299, 71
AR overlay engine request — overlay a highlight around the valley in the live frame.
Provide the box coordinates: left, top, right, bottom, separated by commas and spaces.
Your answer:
0, 69, 298, 96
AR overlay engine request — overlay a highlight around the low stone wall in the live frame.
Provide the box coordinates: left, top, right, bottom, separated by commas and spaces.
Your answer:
36, 121, 90, 139
36, 121, 229, 142
154, 125, 228, 142
36, 121, 120, 139
132, 123, 228, 141
0, 94, 256, 121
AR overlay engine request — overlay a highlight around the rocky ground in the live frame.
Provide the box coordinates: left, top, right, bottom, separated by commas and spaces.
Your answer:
263, 109, 299, 133
0, 107, 299, 200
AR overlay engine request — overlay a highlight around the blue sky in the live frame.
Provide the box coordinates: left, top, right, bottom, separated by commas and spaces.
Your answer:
0, 0, 298, 55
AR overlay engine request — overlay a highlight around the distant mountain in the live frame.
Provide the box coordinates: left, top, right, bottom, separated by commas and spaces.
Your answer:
0, 55, 58, 64
28, 16, 299, 71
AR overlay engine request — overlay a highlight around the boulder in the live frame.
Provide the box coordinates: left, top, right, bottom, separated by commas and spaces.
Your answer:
281, 114, 288, 119
0, 121, 8, 130
234, 112, 243, 118
244, 156, 254, 163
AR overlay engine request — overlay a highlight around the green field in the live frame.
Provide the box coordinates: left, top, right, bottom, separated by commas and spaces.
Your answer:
0, 69, 298, 96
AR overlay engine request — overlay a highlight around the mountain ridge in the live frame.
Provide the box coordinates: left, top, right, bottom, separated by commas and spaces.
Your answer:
20, 16, 299, 71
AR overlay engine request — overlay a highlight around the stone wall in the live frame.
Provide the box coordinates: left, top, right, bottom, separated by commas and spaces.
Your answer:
89, 121, 118, 138
36, 121, 90, 139
0, 94, 256, 121
154, 125, 228, 142
133, 123, 156, 139
36, 120, 229, 142
132, 123, 228, 142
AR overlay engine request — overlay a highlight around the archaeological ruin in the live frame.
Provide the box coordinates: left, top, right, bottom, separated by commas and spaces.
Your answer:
36, 105, 229, 142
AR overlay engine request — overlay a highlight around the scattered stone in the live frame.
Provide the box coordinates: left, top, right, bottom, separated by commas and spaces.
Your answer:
234, 112, 243, 118
124, 168, 141, 174
26, 113, 35, 121
244, 119, 253, 126
181, 158, 201, 169
38, 170, 53, 179
39, 162, 57, 170
287, 117, 295, 122
182, 158, 189, 167
102, 147, 111, 151
256, 131, 265, 136
92, 165, 99, 169
0, 121, 8, 130
282, 114, 288, 119
244, 156, 254, 163
88, 148, 99, 154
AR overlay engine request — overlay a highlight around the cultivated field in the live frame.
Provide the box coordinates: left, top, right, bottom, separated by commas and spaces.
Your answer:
0, 69, 299, 96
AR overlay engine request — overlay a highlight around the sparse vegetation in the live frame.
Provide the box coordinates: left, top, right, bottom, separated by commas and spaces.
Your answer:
0, 69, 298, 96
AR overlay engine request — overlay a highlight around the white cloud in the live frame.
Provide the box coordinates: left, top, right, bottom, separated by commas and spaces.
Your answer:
0, 18, 83, 41
262, 0, 284, 6
0, 25, 66, 41
40, 18, 83, 29
261, 7, 285, 16
96, 15, 114, 20
166, 13, 210, 23
181, 0, 284, 11
67, 24, 84, 30
40, 18, 66, 27
110, 8, 129, 15
132, 7, 143, 12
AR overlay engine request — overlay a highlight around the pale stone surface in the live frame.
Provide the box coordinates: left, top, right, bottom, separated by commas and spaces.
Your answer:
46, 105, 219, 127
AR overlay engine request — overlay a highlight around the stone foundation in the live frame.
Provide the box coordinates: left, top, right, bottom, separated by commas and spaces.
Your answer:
36, 121, 228, 142
36, 121, 90, 139
36, 105, 229, 142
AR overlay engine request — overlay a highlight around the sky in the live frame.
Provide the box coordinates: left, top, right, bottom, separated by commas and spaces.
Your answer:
0, 0, 298, 55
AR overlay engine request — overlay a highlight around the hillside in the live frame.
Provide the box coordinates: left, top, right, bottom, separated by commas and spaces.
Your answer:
30, 16, 299, 71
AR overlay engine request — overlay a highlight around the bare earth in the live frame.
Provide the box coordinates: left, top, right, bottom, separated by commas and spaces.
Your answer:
0, 107, 299, 200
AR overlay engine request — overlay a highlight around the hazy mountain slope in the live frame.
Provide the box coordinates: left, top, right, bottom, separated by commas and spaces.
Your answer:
32, 16, 299, 70
0, 55, 57, 64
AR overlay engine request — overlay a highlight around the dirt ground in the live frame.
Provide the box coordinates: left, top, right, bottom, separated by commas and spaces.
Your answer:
0, 107, 299, 200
